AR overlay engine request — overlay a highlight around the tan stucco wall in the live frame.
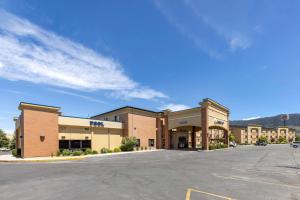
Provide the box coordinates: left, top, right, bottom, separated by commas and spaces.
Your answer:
91, 127, 122, 151
207, 105, 229, 131
59, 116, 122, 129
168, 108, 202, 130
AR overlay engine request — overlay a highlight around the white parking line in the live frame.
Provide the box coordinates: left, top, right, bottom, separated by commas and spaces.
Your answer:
212, 173, 300, 190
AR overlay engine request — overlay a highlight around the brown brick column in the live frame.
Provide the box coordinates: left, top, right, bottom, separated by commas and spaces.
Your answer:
163, 110, 170, 149
201, 103, 209, 150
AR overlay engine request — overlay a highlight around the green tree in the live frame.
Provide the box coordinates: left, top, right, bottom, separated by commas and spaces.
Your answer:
258, 136, 268, 143
120, 137, 138, 151
278, 136, 287, 144
229, 133, 235, 142
9, 135, 16, 149
0, 129, 10, 148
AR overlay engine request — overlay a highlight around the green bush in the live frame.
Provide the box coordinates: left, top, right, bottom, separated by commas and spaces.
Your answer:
120, 137, 138, 152
221, 144, 228, 148
295, 135, 300, 141
229, 133, 235, 142
209, 144, 216, 150
84, 148, 93, 155
12, 149, 17, 157
72, 150, 83, 156
108, 149, 113, 153
101, 147, 110, 154
278, 136, 287, 144
62, 149, 71, 156
92, 150, 98, 154
56, 150, 61, 156
258, 136, 268, 143
113, 147, 121, 152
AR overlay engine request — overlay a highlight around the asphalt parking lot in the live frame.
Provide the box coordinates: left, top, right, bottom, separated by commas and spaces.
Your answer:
0, 145, 299, 200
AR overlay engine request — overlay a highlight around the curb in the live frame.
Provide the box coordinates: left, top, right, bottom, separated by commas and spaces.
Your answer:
0, 156, 86, 163
0, 149, 163, 163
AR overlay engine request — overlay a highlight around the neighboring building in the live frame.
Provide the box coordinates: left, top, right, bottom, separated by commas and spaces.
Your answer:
230, 124, 296, 144
14, 98, 230, 158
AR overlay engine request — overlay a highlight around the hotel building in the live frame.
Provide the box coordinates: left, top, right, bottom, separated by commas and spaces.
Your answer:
230, 124, 296, 144
14, 98, 230, 158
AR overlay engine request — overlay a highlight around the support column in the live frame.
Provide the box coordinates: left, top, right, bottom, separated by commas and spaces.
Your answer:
192, 126, 195, 148
163, 110, 170, 149
201, 102, 209, 150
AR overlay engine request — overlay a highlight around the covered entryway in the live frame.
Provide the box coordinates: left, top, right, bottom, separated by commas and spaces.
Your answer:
169, 126, 202, 150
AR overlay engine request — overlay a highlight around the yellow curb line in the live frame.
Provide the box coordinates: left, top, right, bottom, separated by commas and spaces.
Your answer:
185, 188, 233, 200
0, 157, 86, 163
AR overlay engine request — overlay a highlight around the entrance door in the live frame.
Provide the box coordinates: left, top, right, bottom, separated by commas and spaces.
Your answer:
178, 136, 187, 148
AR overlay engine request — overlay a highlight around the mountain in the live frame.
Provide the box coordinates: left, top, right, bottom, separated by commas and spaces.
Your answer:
231, 114, 300, 134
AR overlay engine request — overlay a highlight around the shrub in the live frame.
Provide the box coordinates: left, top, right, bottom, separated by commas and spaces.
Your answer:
72, 150, 83, 156
229, 133, 235, 142
278, 136, 287, 144
62, 149, 71, 156
120, 137, 138, 152
56, 150, 61, 156
84, 148, 93, 155
209, 144, 216, 150
92, 150, 98, 154
12, 149, 17, 157
101, 147, 109, 154
145, 146, 148, 150
108, 149, 113, 153
258, 136, 268, 143
221, 144, 228, 148
113, 147, 121, 153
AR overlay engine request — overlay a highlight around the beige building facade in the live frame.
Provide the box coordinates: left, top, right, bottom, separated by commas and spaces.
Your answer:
230, 124, 296, 144
14, 98, 230, 158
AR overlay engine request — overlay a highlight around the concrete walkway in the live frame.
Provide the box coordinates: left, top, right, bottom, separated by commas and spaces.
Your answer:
0, 149, 162, 163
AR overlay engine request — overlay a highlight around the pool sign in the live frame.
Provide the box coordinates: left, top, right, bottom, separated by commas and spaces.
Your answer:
90, 121, 104, 127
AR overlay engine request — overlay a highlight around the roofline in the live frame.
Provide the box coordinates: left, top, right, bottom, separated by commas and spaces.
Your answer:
91, 106, 162, 118
19, 102, 60, 110
202, 98, 230, 112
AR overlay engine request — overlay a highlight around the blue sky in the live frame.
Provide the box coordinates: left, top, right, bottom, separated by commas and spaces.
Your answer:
1, 0, 300, 133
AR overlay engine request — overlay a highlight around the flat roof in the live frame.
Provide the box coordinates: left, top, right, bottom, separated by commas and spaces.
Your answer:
19, 102, 60, 110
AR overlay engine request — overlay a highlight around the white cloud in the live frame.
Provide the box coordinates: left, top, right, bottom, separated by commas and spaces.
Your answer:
242, 116, 261, 121
48, 88, 110, 105
228, 34, 251, 51
0, 10, 166, 100
0, 89, 23, 94
159, 103, 190, 111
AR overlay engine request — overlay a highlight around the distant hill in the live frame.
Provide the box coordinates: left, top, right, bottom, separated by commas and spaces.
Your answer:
231, 114, 300, 135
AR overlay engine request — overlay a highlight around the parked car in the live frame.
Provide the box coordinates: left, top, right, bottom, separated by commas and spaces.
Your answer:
291, 141, 300, 148
255, 141, 267, 146
229, 141, 237, 147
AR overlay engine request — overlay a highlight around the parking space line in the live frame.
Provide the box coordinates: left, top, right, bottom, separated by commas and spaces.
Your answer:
185, 188, 234, 200
213, 174, 300, 190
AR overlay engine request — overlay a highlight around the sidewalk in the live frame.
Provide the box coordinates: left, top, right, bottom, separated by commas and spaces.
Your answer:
0, 149, 163, 163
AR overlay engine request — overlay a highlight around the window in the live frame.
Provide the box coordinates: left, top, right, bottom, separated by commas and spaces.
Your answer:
70, 140, 80, 149
136, 139, 140, 147
59, 140, 69, 149
82, 140, 91, 149
148, 139, 155, 147
114, 115, 120, 122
